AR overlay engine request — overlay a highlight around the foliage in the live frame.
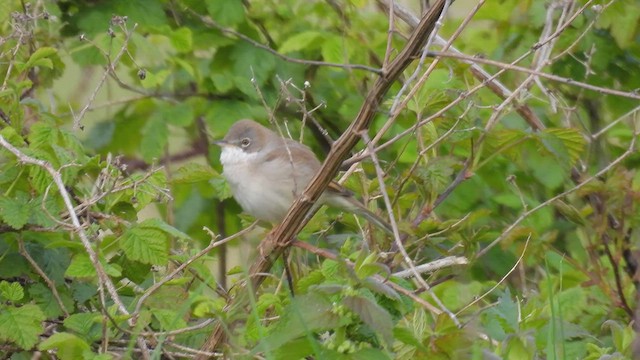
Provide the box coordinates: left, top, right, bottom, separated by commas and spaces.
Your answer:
0, 0, 639, 358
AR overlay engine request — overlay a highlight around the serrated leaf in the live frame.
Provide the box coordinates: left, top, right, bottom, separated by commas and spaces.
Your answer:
0, 281, 24, 302
0, 304, 45, 349
278, 31, 323, 53
29, 283, 73, 318
173, 163, 217, 184
393, 327, 428, 350
28, 121, 58, 149
63, 313, 104, 343
65, 254, 97, 278
209, 175, 233, 200
344, 295, 394, 346
39, 332, 90, 360
138, 218, 190, 240
0, 192, 31, 229
542, 128, 585, 165
119, 227, 169, 265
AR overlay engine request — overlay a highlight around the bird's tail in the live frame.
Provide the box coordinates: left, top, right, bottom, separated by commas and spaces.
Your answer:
327, 193, 393, 234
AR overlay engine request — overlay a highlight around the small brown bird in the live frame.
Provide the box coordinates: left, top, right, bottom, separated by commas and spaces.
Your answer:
214, 119, 392, 233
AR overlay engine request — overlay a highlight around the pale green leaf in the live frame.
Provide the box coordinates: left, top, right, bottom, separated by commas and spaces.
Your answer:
119, 227, 169, 265
138, 218, 191, 240
39, 332, 90, 360
170, 27, 193, 53
209, 175, 233, 200
0, 281, 24, 302
172, 163, 217, 184
0, 304, 45, 349
65, 254, 96, 278
0, 192, 31, 229
321, 35, 346, 64
23, 47, 57, 70
278, 31, 323, 54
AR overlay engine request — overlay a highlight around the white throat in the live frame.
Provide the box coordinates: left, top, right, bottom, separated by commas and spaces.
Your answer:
220, 146, 259, 166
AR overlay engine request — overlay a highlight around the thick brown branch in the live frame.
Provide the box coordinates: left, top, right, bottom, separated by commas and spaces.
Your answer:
196, 0, 447, 356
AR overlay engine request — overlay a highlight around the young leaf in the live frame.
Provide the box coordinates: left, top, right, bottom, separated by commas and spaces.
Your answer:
0, 281, 24, 302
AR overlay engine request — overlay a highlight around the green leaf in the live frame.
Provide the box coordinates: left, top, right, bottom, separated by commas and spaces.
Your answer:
63, 313, 103, 342
161, 102, 194, 127
0, 304, 45, 349
23, 47, 57, 70
278, 31, 323, 53
321, 35, 348, 64
119, 226, 169, 265
29, 283, 74, 318
39, 332, 90, 360
256, 293, 344, 353
0, 281, 24, 302
206, 0, 245, 26
140, 114, 168, 162
65, 254, 96, 278
138, 218, 191, 240
28, 121, 58, 149
172, 163, 217, 184
541, 128, 585, 165
344, 295, 394, 346
0, 192, 31, 229
209, 175, 233, 200
170, 27, 193, 53
153, 309, 188, 331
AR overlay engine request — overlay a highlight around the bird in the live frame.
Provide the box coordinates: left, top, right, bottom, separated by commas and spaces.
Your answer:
213, 119, 392, 233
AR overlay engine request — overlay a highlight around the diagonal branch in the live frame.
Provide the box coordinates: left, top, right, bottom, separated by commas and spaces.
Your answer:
197, 0, 448, 356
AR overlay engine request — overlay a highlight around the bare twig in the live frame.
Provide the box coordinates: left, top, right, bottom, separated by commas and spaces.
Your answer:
392, 256, 468, 278
18, 238, 70, 317
73, 21, 138, 130
431, 51, 640, 101
188, 9, 381, 75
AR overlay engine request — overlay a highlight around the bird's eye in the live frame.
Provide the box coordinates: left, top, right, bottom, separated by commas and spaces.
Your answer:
240, 138, 251, 147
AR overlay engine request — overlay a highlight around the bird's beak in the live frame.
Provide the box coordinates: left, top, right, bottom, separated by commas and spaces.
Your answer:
212, 140, 230, 147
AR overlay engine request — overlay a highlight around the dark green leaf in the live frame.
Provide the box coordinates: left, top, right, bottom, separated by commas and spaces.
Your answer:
344, 295, 394, 346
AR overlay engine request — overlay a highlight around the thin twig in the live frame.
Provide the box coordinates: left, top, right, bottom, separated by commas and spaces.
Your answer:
18, 238, 70, 317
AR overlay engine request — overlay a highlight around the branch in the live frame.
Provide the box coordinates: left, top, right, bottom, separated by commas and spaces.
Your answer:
196, 0, 448, 355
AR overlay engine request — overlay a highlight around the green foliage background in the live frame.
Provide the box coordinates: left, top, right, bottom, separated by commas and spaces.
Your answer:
0, 0, 639, 359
